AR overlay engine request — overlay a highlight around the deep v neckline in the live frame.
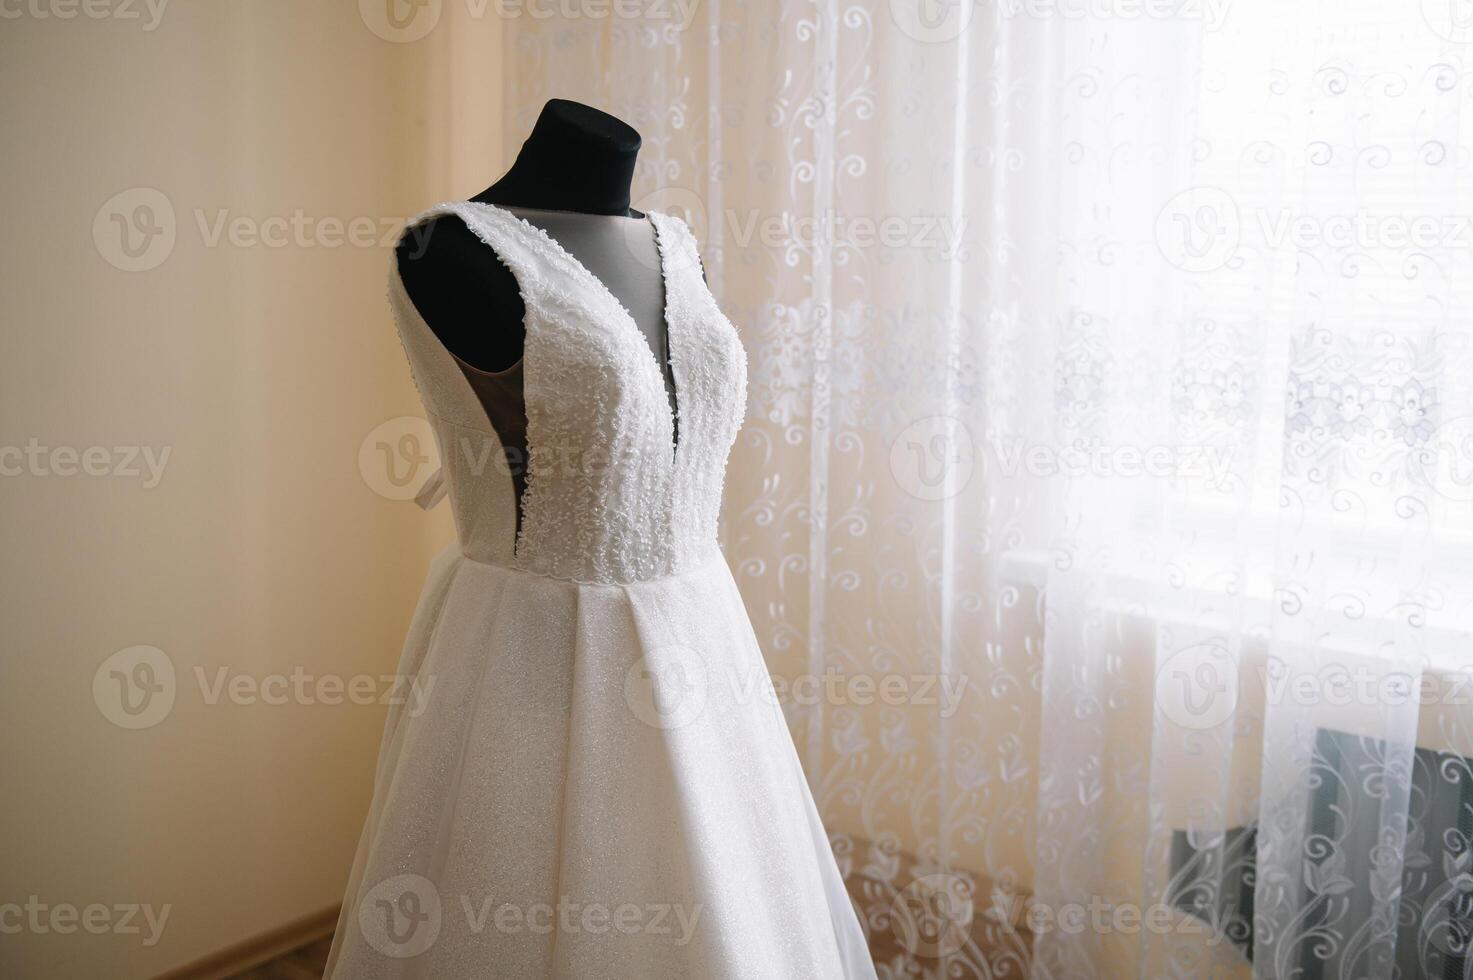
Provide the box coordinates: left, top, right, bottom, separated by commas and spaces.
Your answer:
465, 201, 682, 457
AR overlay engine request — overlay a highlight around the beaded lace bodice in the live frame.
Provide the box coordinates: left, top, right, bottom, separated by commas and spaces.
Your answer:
388, 201, 747, 585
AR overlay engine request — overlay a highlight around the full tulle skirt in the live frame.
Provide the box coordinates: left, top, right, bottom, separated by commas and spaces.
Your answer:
325, 546, 876, 979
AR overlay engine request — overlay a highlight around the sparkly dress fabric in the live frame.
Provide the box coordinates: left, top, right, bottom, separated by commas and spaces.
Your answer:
325, 202, 877, 979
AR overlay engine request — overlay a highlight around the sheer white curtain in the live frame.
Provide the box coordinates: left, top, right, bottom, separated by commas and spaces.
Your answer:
502, 0, 1473, 975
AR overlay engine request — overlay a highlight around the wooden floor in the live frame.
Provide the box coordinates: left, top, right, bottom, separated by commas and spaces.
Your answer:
227, 935, 331, 979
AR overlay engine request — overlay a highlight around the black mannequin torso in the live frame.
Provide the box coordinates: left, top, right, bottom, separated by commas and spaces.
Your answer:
395, 99, 684, 527
396, 100, 674, 410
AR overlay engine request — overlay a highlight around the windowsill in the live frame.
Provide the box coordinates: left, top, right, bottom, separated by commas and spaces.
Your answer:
997, 546, 1473, 755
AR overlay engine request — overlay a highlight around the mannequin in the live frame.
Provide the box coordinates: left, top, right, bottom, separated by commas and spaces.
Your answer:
397, 99, 673, 390
396, 100, 675, 513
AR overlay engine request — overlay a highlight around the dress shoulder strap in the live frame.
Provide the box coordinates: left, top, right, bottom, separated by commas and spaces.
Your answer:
387, 201, 543, 434
425, 201, 553, 292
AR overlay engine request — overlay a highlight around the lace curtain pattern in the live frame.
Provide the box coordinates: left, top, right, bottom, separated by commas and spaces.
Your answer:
502, 0, 1473, 975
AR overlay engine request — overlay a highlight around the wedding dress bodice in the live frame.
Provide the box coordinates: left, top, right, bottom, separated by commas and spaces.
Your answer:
389, 202, 747, 585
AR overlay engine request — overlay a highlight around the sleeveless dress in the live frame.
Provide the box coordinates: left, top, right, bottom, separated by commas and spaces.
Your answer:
325, 201, 877, 979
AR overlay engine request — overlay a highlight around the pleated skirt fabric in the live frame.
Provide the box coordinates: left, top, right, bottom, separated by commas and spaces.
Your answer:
325, 545, 876, 979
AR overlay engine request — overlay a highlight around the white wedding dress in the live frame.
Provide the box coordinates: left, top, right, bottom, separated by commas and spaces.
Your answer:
325, 201, 876, 979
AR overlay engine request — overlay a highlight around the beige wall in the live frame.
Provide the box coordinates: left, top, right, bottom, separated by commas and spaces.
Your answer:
0, 3, 501, 977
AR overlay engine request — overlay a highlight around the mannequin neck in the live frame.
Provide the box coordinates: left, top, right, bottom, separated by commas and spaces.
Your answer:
474, 99, 640, 217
